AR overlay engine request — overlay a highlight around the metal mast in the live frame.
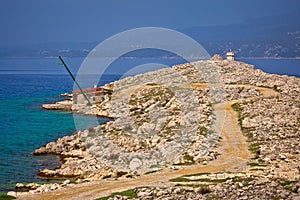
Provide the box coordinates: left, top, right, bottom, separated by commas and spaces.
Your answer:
59, 56, 92, 106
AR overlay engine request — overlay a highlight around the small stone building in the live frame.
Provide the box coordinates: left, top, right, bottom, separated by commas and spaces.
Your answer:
73, 87, 112, 105
226, 51, 235, 61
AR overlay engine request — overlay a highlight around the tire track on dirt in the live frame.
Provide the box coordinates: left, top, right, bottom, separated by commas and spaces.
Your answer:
17, 85, 277, 200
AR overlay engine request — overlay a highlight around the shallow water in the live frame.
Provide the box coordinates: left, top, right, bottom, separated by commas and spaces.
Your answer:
0, 73, 114, 191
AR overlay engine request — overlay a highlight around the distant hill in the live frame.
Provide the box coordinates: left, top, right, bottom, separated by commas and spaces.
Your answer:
179, 10, 300, 57
0, 11, 299, 58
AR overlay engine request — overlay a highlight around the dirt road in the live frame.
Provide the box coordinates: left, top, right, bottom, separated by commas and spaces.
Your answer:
17, 84, 277, 200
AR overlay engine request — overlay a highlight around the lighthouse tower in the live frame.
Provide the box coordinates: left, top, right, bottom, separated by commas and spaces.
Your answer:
226, 51, 235, 61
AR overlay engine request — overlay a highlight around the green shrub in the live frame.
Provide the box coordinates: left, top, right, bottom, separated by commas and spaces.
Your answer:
170, 177, 189, 182
97, 189, 137, 200
249, 142, 261, 156
197, 185, 211, 194
0, 193, 16, 200
183, 154, 194, 162
281, 181, 296, 186
231, 103, 242, 112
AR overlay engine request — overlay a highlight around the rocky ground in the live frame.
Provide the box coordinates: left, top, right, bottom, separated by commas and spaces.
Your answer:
94, 56, 300, 200
104, 177, 300, 200
11, 55, 300, 199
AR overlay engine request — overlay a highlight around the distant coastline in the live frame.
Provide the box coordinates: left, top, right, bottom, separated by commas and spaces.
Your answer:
0, 56, 300, 59
0, 57, 299, 78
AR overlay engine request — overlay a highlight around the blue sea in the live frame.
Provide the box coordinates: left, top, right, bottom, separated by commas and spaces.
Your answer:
0, 57, 299, 192
0, 73, 120, 192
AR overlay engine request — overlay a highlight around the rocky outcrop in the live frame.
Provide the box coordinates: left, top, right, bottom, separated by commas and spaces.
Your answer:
77, 65, 220, 173
33, 134, 85, 157
33, 133, 117, 181
28, 56, 300, 198
42, 100, 72, 111
42, 92, 73, 111
210, 54, 223, 61
10, 179, 72, 196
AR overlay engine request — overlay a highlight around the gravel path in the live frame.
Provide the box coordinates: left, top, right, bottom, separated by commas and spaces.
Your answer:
17, 85, 277, 200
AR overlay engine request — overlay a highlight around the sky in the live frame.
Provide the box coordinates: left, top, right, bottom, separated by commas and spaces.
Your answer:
0, 0, 300, 46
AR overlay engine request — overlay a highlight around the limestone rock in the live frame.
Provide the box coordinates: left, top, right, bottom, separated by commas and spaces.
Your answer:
7, 191, 17, 197
33, 58, 300, 196
210, 54, 223, 61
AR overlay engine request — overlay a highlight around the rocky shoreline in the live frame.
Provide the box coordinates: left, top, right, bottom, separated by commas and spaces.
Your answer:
10, 55, 300, 199
42, 93, 73, 111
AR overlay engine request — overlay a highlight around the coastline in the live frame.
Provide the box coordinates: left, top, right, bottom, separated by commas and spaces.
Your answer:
8, 56, 300, 199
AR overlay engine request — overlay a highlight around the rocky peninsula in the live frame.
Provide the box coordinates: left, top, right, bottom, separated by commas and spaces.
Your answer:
12, 55, 300, 200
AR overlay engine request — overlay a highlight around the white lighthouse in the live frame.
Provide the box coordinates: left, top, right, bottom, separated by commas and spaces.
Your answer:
226, 51, 235, 61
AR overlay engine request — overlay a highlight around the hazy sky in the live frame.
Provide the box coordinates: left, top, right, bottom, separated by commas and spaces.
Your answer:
0, 0, 299, 46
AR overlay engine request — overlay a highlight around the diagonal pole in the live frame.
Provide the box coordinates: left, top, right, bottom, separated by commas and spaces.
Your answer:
59, 56, 92, 106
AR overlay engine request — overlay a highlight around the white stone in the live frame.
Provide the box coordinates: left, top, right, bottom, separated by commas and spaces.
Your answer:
15, 183, 25, 188
129, 158, 142, 171
173, 188, 181, 194
63, 179, 71, 185
7, 191, 17, 197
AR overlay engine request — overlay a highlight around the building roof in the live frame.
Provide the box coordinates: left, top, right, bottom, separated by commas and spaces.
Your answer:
226, 51, 235, 56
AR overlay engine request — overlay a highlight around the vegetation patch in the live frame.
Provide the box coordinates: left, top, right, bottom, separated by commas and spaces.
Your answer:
231, 103, 245, 129
173, 161, 195, 166
174, 184, 211, 194
241, 127, 255, 138
144, 170, 157, 175
231, 103, 242, 112
171, 173, 253, 186
281, 181, 299, 193
170, 176, 228, 183
146, 83, 159, 86
247, 162, 267, 167
0, 193, 16, 200
198, 126, 208, 136
195, 178, 228, 183
197, 185, 211, 194
97, 189, 137, 200
174, 183, 205, 187
150, 164, 159, 168
248, 142, 261, 157
170, 177, 189, 182
184, 172, 211, 177
280, 181, 297, 186
231, 102, 256, 142
183, 153, 194, 162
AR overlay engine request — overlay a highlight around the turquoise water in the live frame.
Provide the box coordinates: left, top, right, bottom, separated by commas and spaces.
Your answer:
0, 57, 299, 192
0, 57, 186, 192
0, 74, 116, 192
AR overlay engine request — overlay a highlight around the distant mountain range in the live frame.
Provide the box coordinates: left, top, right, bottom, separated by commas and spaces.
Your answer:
179, 10, 300, 58
1, 11, 299, 58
